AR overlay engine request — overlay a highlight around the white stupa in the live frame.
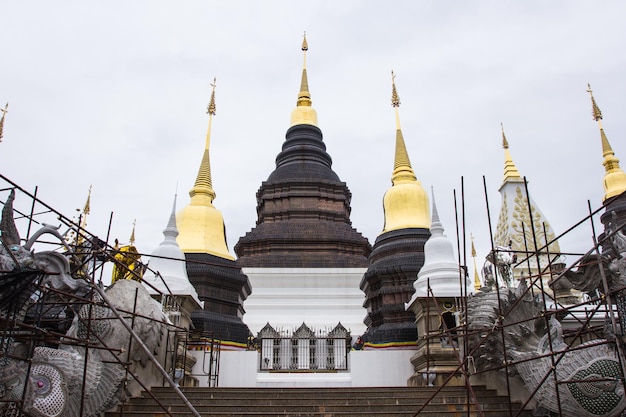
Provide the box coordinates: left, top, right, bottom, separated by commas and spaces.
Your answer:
409, 190, 467, 301
143, 196, 203, 312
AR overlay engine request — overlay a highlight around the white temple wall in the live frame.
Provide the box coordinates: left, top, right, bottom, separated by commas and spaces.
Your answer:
217, 350, 258, 387
350, 350, 415, 387
190, 349, 415, 387
242, 268, 368, 337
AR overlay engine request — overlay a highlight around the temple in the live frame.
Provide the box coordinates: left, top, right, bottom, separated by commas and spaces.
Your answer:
1, 36, 626, 417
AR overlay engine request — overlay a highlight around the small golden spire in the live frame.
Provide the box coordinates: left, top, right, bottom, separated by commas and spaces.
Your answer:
290, 32, 317, 126
129, 219, 136, 246
205, 77, 217, 150
391, 71, 400, 108
302, 31, 309, 51
587, 84, 626, 201
501, 123, 522, 184
587, 83, 603, 123
78, 185, 92, 235
0, 102, 8, 142
83, 185, 92, 217
471, 234, 482, 291
391, 75, 414, 181
391, 70, 402, 132
297, 32, 311, 107
207, 77, 217, 116
190, 78, 217, 201
501, 122, 509, 149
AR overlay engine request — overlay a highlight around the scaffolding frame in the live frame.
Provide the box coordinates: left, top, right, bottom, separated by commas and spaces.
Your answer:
0, 174, 204, 417
411, 175, 626, 417
2, 169, 625, 416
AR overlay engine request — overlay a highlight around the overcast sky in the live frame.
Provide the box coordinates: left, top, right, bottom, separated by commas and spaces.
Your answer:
1, 1, 625, 276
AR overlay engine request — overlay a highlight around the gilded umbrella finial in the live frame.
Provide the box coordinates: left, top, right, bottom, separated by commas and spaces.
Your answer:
0, 102, 8, 142
501, 122, 509, 149
129, 219, 137, 246
587, 83, 603, 122
207, 77, 217, 116
302, 31, 308, 51
391, 71, 400, 108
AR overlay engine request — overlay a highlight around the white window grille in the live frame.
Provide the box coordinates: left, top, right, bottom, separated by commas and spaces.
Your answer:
258, 322, 350, 371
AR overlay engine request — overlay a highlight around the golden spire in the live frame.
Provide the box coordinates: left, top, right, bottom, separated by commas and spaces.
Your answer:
0, 103, 8, 142
471, 234, 481, 291
501, 123, 522, 184
390, 71, 415, 184
206, 77, 216, 149
129, 219, 136, 246
190, 78, 217, 202
176, 78, 233, 259
68, 185, 92, 247
80, 185, 92, 230
587, 83, 626, 201
290, 32, 318, 126
83, 185, 92, 216
382, 71, 430, 233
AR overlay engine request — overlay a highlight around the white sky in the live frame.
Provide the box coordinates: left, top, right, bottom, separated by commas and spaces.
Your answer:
1, 1, 625, 275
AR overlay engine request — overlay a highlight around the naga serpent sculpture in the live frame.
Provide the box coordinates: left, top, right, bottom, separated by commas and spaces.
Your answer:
466, 215, 626, 417
0, 190, 166, 417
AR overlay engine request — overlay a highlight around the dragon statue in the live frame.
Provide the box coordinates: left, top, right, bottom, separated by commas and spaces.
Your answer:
0, 190, 166, 417
466, 211, 626, 417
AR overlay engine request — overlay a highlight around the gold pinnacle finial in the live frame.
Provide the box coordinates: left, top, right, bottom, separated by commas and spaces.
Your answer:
586, 84, 626, 201
297, 32, 310, 103
204, 77, 217, 152
391, 70, 402, 131
207, 77, 217, 116
501, 123, 509, 149
391, 70, 400, 108
290, 32, 317, 126
74, 185, 92, 246
190, 77, 217, 201
301, 32, 308, 75
83, 185, 92, 217
302, 31, 308, 52
129, 219, 136, 246
0, 102, 8, 142
501, 124, 521, 184
471, 233, 476, 257
587, 83, 603, 122
471, 234, 481, 291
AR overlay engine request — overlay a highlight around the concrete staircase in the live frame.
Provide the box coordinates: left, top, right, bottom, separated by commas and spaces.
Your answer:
105, 386, 533, 417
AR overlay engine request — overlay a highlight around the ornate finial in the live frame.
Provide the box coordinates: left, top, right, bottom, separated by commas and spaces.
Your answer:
471, 234, 482, 291
290, 32, 317, 126
587, 83, 603, 122
207, 77, 217, 116
391, 70, 400, 108
129, 219, 136, 246
83, 185, 92, 217
471, 233, 477, 257
587, 84, 626, 201
193, 77, 217, 200
0, 102, 8, 142
302, 32, 308, 51
501, 122, 509, 149
501, 123, 521, 183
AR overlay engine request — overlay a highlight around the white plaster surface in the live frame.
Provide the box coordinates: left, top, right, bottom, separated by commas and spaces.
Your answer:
242, 268, 368, 336
190, 349, 415, 387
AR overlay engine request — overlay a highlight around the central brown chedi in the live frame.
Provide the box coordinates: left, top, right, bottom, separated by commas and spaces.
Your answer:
235, 36, 371, 268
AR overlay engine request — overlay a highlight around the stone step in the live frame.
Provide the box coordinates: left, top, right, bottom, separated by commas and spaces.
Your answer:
105, 386, 533, 417
106, 411, 528, 417
124, 395, 513, 407
116, 400, 515, 411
